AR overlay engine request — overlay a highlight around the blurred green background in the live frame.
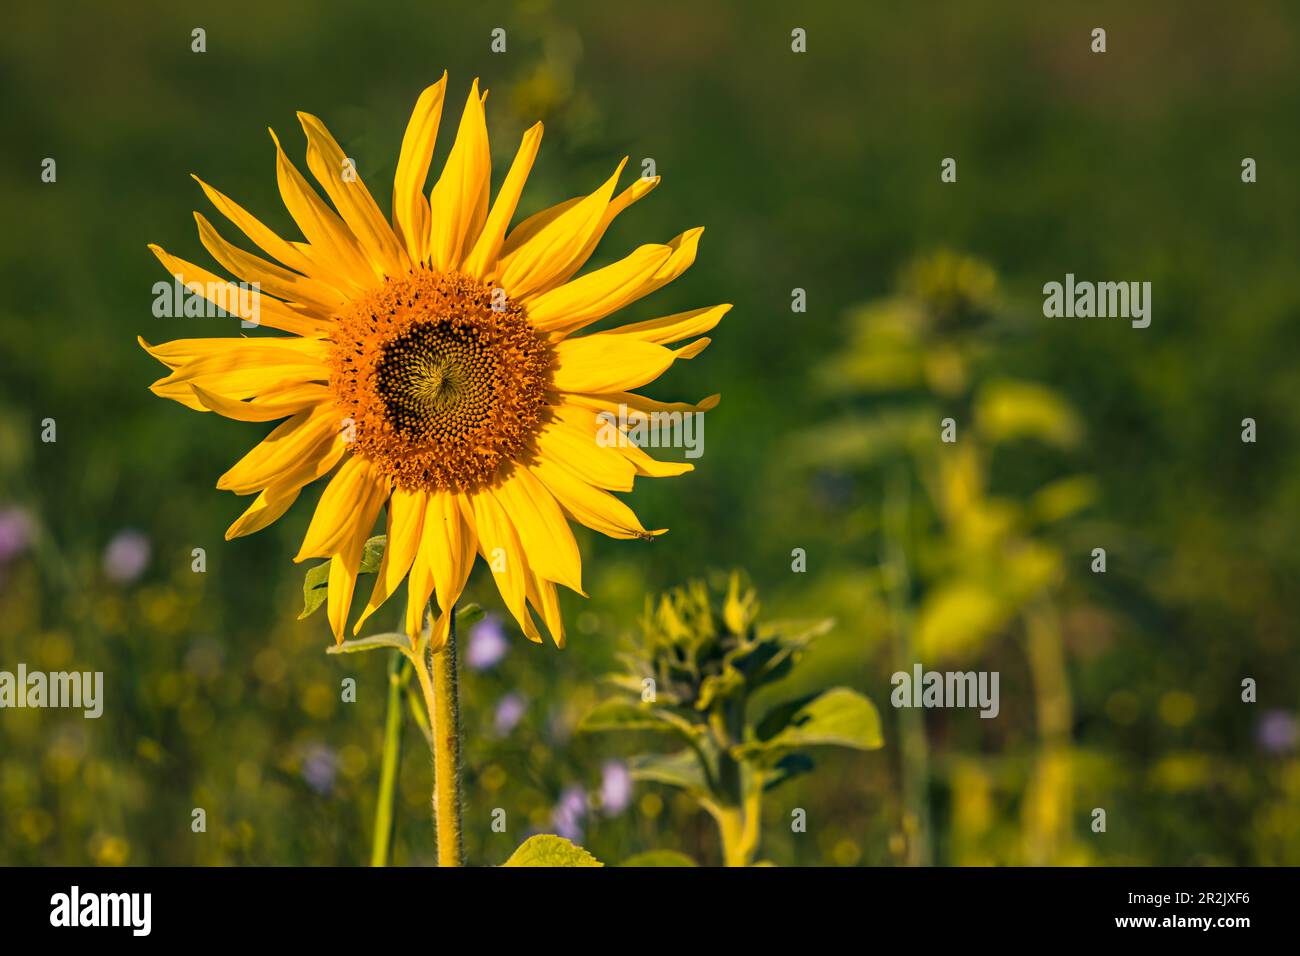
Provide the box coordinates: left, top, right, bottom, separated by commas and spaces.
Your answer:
1, 0, 1298, 866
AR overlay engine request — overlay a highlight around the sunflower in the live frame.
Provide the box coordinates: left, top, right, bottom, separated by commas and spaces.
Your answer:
141, 73, 727, 650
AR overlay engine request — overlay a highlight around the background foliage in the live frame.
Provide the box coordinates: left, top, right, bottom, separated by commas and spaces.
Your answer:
1, 0, 1298, 866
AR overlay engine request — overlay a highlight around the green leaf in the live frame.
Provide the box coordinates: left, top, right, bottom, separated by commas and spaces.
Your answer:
456, 603, 485, 630
629, 751, 711, 800
741, 688, 884, 761
619, 850, 698, 867
501, 834, 602, 867
764, 753, 815, 791
325, 632, 411, 655
299, 535, 386, 620
578, 699, 693, 741
358, 535, 387, 574
299, 561, 331, 619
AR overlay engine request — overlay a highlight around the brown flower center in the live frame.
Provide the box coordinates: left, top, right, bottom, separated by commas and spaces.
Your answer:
327, 270, 551, 492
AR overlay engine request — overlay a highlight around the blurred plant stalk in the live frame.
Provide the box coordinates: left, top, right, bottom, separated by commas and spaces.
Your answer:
370, 652, 411, 867
884, 468, 933, 866
799, 251, 1092, 864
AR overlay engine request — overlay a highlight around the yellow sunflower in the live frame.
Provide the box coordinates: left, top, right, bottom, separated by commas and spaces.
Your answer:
141, 72, 726, 650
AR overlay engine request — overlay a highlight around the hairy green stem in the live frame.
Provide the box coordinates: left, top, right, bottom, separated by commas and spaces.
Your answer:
412, 604, 463, 867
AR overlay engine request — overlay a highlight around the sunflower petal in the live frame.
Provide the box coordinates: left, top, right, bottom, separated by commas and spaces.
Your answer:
535, 405, 637, 491
526, 243, 672, 333
326, 472, 389, 643
268, 128, 376, 289
426, 492, 478, 650
471, 491, 544, 643
147, 245, 331, 337
355, 487, 426, 634
426, 79, 491, 272
218, 405, 342, 494
497, 160, 626, 300
462, 122, 543, 280
191, 383, 330, 422
192, 174, 330, 283
193, 212, 345, 316
298, 111, 409, 275
296, 456, 388, 562
525, 572, 565, 648
224, 483, 299, 540
392, 73, 448, 263
551, 335, 677, 394
490, 468, 584, 594
603, 303, 731, 345
528, 458, 662, 540
536, 175, 661, 295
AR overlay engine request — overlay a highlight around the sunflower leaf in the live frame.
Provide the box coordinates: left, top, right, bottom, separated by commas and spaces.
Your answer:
619, 850, 699, 867
299, 536, 388, 620
358, 535, 387, 575
299, 561, 331, 619
737, 688, 884, 764
456, 603, 485, 630
501, 834, 602, 867
325, 632, 410, 655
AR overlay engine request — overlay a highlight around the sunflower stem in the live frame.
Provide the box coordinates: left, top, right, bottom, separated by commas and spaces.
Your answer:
412, 603, 463, 866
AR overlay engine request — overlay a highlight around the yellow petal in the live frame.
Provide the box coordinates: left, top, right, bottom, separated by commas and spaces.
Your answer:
563, 392, 720, 477
193, 212, 345, 315
525, 243, 672, 333
192, 174, 334, 286
538, 175, 661, 295
147, 245, 331, 337
296, 456, 389, 562
528, 458, 662, 540
497, 173, 657, 297
426, 79, 491, 272
567, 390, 722, 418
535, 406, 637, 491
326, 472, 389, 643
404, 499, 438, 641
268, 128, 376, 290
148, 340, 326, 389
496, 160, 626, 300
190, 383, 330, 422
551, 335, 677, 394
490, 468, 584, 594
529, 228, 704, 335
148, 341, 329, 412
461, 122, 543, 280
603, 303, 731, 345
218, 405, 342, 494
426, 492, 478, 651
298, 111, 409, 276
224, 483, 299, 540
391, 73, 448, 263
354, 487, 426, 634
139, 334, 328, 370
525, 572, 565, 649
471, 491, 544, 643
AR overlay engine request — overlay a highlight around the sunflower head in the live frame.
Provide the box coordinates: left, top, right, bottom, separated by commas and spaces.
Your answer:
142, 71, 728, 650
327, 269, 551, 493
